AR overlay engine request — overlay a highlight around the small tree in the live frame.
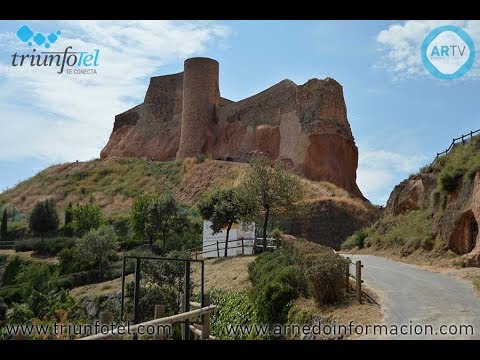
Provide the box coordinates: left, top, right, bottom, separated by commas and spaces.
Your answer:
1, 209, 7, 242
71, 203, 104, 237
241, 156, 305, 251
130, 195, 153, 242
145, 194, 189, 251
198, 188, 254, 257
75, 225, 119, 281
29, 199, 59, 244
64, 203, 74, 237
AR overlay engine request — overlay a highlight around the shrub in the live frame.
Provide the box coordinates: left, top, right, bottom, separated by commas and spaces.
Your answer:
32, 237, 76, 256
9, 303, 34, 324
341, 228, 372, 250
0, 297, 7, 322
13, 239, 36, 252
209, 290, 266, 340
438, 166, 464, 193
196, 153, 207, 164
2, 256, 31, 286
248, 247, 307, 324
71, 203, 105, 237
0, 285, 24, 305
305, 252, 347, 305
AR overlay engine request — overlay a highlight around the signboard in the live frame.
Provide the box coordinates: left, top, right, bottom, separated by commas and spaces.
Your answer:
202, 221, 255, 258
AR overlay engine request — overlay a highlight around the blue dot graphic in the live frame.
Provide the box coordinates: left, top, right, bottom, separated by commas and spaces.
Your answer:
57, 31, 61, 35
28, 42, 32, 46
45, 43, 50, 48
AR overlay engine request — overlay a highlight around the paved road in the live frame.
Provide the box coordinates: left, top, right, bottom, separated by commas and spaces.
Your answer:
345, 254, 480, 339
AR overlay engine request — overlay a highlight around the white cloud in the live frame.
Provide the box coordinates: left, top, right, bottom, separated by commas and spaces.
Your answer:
0, 20, 230, 162
376, 20, 480, 80
357, 149, 428, 205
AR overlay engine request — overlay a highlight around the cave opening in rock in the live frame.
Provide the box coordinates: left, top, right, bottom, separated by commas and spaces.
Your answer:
449, 210, 478, 254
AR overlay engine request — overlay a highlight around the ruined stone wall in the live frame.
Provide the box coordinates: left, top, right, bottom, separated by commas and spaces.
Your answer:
100, 57, 364, 198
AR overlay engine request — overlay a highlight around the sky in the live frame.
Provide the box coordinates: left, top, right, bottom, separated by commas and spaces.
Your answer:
0, 20, 479, 205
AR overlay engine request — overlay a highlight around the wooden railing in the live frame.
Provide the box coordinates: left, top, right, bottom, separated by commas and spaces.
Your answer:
344, 257, 377, 305
193, 237, 277, 259
431, 129, 480, 165
0, 241, 15, 250
79, 295, 216, 341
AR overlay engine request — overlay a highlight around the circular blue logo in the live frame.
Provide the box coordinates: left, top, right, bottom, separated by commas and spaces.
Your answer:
421, 25, 475, 80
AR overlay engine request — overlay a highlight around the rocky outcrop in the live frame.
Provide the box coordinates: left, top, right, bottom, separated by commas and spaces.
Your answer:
385, 173, 437, 216
101, 57, 364, 198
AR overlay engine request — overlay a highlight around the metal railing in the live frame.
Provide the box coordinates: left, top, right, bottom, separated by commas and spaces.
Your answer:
194, 237, 277, 259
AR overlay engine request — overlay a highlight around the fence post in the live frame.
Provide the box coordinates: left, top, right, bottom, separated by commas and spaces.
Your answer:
241, 237, 244, 255
471, 131, 474, 139
356, 260, 362, 304
201, 294, 211, 340
133, 258, 141, 340
154, 305, 166, 340
120, 256, 126, 321
462, 135, 465, 145
216, 241, 220, 258
345, 257, 350, 293
182, 261, 191, 340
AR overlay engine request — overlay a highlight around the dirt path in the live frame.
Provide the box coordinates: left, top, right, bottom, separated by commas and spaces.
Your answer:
347, 254, 480, 339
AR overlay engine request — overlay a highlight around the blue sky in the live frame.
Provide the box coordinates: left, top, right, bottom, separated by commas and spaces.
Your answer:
0, 20, 479, 205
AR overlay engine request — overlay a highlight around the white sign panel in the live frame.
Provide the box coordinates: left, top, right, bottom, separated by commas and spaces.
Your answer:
202, 221, 255, 258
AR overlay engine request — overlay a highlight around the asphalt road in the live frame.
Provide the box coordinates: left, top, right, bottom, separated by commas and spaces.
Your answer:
345, 254, 480, 339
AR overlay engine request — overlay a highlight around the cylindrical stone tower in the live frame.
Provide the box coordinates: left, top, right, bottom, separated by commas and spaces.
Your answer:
177, 57, 219, 158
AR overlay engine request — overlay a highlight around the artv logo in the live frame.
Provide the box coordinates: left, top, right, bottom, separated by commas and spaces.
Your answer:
421, 25, 475, 80
11, 25, 100, 75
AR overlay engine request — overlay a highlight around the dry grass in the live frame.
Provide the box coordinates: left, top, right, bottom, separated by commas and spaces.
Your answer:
191, 255, 257, 292
0, 249, 58, 265
69, 274, 135, 299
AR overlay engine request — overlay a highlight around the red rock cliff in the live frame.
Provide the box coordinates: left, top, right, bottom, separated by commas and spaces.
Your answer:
101, 57, 364, 198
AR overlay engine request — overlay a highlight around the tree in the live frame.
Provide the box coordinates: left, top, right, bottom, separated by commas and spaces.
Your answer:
1, 209, 7, 242
64, 203, 74, 237
145, 194, 189, 251
29, 199, 59, 244
71, 203, 104, 237
130, 195, 153, 242
241, 156, 305, 251
75, 225, 119, 281
198, 188, 254, 257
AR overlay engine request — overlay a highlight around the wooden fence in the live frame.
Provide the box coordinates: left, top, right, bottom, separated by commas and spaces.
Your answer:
194, 237, 277, 259
344, 257, 377, 305
80, 294, 216, 340
431, 129, 480, 165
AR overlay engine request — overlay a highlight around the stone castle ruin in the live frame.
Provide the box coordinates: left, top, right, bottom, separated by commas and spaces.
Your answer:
101, 57, 364, 198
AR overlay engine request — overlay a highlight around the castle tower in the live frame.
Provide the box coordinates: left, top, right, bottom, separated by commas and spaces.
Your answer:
177, 57, 219, 158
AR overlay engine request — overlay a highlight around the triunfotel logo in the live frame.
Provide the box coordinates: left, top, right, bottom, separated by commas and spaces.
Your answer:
421, 25, 475, 80
11, 25, 100, 75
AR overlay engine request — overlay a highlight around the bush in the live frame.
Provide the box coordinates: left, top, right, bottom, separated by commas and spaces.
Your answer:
9, 303, 34, 324
305, 252, 347, 305
13, 239, 36, 252
341, 228, 372, 250
196, 153, 207, 164
209, 290, 266, 340
0, 297, 7, 322
438, 166, 464, 193
2, 256, 31, 286
32, 237, 76, 256
248, 247, 307, 324
0, 285, 24, 305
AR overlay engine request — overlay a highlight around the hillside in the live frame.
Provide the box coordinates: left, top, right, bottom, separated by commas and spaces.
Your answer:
0, 157, 379, 249
343, 135, 480, 266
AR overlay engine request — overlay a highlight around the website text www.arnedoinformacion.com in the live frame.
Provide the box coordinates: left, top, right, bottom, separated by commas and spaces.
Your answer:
224, 321, 474, 338
1, 321, 475, 339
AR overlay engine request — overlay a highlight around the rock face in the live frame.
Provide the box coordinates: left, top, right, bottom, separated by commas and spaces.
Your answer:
101, 57, 363, 198
385, 169, 480, 266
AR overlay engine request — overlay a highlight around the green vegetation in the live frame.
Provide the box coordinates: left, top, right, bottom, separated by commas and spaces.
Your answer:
241, 156, 305, 251
341, 228, 373, 250
209, 290, 265, 340
1, 209, 7, 242
71, 203, 105, 237
199, 188, 255, 257
248, 240, 347, 326
145, 194, 189, 250
29, 199, 59, 243
74, 225, 119, 281
0, 297, 6, 322
64, 203, 74, 237
146, 160, 184, 185
473, 278, 480, 293
130, 195, 152, 242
